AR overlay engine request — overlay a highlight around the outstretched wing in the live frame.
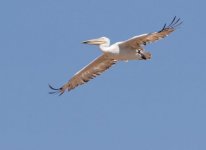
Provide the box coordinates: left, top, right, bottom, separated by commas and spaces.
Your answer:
49, 54, 117, 95
119, 16, 182, 50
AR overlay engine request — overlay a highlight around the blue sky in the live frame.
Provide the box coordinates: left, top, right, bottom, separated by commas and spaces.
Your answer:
0, 0, 206, 150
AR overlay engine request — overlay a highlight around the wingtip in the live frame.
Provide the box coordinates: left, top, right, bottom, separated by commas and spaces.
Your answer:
48, 84, 64, 96
159, 16, 182, 32
49, 84, 59, 90
169, 16, 182, 28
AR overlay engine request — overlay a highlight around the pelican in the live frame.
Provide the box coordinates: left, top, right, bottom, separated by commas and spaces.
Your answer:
49, 17, 182, 95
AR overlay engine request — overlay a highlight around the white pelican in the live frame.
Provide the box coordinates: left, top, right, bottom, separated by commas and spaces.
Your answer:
49, 17, 182, 95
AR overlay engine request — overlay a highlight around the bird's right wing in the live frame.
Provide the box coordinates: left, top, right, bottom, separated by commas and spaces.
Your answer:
49, 54, 117, 95
119, 16, 182, 50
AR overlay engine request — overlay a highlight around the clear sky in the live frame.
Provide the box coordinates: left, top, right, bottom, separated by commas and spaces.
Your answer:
0, 0, 206, 150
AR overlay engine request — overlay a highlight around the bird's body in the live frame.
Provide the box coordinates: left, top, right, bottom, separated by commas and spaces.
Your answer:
100, 41, 147, 61
49, 17, 182, 95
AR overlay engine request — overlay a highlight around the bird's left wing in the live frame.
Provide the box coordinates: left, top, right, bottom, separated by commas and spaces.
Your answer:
49, 54, 117, 95
119, 16, 182, 50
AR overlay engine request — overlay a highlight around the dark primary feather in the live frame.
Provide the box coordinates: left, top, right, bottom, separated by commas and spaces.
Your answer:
144, 16, 182, 44
119, 16, 182, 50
48, 84, 64, 96
49, 54, 117, 95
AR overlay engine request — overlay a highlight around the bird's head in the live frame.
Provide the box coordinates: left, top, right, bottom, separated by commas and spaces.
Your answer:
82, 37, 110, 46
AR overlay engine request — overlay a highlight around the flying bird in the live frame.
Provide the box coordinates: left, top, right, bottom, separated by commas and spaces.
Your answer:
49, 16, 182, 95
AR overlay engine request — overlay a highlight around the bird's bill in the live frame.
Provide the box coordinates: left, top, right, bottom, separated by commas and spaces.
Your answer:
82, 38, 106, 45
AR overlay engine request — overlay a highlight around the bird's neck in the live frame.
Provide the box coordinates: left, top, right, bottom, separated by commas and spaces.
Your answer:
99, 44, 111, 53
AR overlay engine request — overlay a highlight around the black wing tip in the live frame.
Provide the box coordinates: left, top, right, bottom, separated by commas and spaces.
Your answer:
48, 84, 64, 96
49, 84, 59, 90
159, 16, 183, 32
169, 16, 183, 28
